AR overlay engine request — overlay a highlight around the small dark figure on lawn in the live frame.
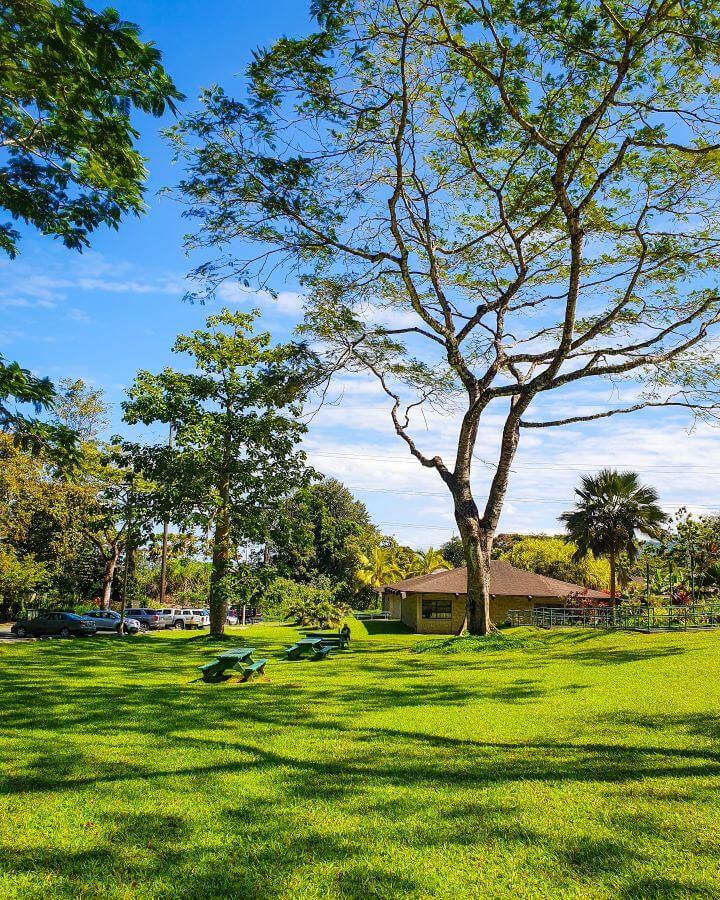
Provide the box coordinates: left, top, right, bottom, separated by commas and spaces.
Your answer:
340, 624, 351, 644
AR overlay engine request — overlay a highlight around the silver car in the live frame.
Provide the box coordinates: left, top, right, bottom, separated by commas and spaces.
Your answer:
82, 609, 141, 634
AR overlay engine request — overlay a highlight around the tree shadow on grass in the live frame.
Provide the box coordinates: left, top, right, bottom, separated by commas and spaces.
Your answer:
557, 646, 686, 665
2, 635, 720, 898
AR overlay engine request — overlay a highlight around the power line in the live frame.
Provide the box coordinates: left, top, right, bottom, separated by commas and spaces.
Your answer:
306, 449, 720, 473
343, 484, 720, 510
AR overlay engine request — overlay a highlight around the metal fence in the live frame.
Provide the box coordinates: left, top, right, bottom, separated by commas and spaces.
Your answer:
354, 610, 391, 621
507, 604, 720, 631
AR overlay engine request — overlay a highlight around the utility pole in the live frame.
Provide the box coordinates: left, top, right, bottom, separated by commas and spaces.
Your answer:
159, 423, 175, 605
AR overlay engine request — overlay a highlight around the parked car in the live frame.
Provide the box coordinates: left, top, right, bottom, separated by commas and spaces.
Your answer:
123, 608, 166, 631
12, 611, 97, 638
155, 608, 175, 628
82, 609, 141, 634
226, 610, 239, 626
168, 608, 209, 629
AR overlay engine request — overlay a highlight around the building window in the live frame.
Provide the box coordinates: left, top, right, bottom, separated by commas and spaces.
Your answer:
422, 599, 452, 620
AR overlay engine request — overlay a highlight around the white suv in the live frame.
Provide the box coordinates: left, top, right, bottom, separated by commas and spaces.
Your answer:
167, 608, 209, 629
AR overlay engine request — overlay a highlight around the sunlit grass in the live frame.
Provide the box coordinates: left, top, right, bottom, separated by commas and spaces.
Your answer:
2, 621, 720, 898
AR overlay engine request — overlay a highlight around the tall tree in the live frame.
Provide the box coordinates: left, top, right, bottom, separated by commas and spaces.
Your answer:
123, 310, 312, 637
273, 478, 375, 585
170, 0, 720, 634
560, 469, 666, 601
53, 378, 109, 441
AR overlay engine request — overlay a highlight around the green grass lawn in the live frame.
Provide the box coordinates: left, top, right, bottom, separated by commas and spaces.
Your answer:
2, 621, 720, 899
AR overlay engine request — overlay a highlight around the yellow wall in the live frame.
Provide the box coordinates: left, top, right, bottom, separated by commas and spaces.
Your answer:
398, 592, 565, 633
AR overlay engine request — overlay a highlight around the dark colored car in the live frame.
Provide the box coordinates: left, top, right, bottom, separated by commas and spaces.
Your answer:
124, 608, 166, 632
82, 609, 140, 634
11, 612, 97, 638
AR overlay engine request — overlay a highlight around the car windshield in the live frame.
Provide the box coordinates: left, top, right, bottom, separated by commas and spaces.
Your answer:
193, 610, 204, 615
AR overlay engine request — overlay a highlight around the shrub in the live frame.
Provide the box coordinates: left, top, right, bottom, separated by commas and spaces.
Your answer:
266, 576, 349, 627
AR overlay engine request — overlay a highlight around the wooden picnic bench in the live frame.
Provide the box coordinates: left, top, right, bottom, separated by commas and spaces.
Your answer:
198, 648, 259, 683
312, 644, 333, 660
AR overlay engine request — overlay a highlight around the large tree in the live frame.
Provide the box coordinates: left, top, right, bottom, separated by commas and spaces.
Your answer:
170, 0, 720, 634
273, 478, 375, 586
123, 310, 312, 637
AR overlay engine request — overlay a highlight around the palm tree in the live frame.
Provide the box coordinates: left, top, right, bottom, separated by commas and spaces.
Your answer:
407, 547, 453, 576
560, 469, 667, 602
356, 546, 403, 592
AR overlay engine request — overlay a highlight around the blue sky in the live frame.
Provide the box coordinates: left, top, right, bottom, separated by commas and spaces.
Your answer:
2, 0, 719, 548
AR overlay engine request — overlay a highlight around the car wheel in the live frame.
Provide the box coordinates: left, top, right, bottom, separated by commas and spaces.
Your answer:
176, 620, 185, 629
140, 622, 149, 632
15, 626, 28, 638
59, 627, 71, 638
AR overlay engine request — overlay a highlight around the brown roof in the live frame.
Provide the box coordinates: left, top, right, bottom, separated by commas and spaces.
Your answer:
384, 559, 608, 599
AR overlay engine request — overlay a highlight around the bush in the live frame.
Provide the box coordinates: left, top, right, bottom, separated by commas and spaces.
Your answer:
266, 576, 350, 627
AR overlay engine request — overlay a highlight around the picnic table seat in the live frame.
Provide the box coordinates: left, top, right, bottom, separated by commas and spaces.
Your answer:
312, 644, 333, 660
284, 643, 303, 660
241, 659, 268, 682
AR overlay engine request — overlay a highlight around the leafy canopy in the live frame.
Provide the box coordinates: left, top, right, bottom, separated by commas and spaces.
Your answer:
0, 0, 183, 256
123, 309, 313, 553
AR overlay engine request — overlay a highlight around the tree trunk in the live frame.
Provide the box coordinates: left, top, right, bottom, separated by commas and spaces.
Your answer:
456, 512, 493, 635
100, 548, 120, 609
208, 431, 232, 637
609, 552, 617, 603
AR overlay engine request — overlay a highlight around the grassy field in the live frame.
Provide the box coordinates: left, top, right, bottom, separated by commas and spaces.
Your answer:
2, 621, 720, 899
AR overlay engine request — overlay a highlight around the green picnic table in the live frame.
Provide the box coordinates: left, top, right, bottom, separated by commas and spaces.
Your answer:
304, 632, 349, 649
198, 648, 260, 683
218, 647, 255, 664
284, 637, 323, 660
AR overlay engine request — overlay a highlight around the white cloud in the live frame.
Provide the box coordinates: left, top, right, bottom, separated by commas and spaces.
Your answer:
217, 283, 305, 316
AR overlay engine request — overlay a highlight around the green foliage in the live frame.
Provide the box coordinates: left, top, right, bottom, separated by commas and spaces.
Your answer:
0, 0, 182, 256
440, 535, 465, 568
266, 575, 349, 627
356, 541, 452, 592
272, 478, 376, 604
561, 469, 667, 598
503, 536, 610, 590
0, 356, 77, 462
0, 545, 48, 618
355, 545, 403, 591
406, 547, 453, 576
123, 310, 314, 634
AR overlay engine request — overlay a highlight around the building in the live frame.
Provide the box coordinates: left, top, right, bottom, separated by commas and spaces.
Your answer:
382, 560, 608, 634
